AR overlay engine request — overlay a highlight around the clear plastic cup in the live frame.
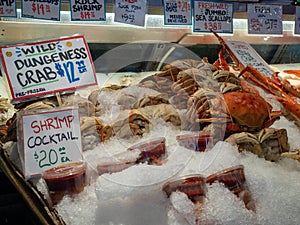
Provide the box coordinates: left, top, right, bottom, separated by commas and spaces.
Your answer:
43, 161, 86, 204
162, 174, 207, 204
127, 137, 166, 164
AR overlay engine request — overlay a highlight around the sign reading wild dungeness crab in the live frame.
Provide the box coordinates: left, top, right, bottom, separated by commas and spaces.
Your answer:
0, 35, 97, 102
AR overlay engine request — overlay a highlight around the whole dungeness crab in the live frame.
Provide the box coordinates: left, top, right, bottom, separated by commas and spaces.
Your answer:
186, 88, 282, 136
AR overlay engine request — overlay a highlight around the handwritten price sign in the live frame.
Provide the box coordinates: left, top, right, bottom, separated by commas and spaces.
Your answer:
225, 40, 274, 77
21, 0, 61, 20
193, 1, 233, 33
0, 0, 17, 17
0, 35, 97, 102
114, 0, 147, 26
164, 0, 192, 25
70, 0, 105, 21
20, 107, 82, 178
247, 4, 282, 35
295, 6, 300, 35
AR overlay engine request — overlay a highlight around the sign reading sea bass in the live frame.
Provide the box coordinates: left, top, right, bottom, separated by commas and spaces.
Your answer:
0, 35, 97, 102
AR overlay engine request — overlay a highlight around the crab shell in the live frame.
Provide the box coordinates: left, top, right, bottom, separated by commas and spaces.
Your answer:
223, 91, 277, 129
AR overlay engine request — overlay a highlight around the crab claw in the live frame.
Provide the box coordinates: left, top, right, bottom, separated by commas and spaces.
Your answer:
276, 97, 300, 123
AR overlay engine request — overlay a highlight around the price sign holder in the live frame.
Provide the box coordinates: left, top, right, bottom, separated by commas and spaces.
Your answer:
18, 107, 83, 179
114, 0, 147, 27
0, 0, 17, 18
193, 0, 233, 33
0, 35, 97, 103
163, 0, 192, 25
21, 0, 61, 20
70, 0, 106, 21
295, 6, 300, 35
247, 3, 283, 35
225, 40, 275, 77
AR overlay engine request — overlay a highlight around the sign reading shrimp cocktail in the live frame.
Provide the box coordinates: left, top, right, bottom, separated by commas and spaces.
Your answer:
0, 35, 97, 102
21, 107, 83, 178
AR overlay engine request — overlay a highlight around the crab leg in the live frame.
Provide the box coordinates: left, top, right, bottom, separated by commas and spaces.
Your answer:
238, 66, 286, 97
283, 69, 300, 77
238, 66, 300, 121
276, 96, 300, 120
211, 30, 241, 70
273, 72, 300, 99
213, 47, 230, 71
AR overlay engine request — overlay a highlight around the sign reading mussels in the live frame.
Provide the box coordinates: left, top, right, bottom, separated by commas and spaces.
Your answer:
164, 0, 192, 25
0, 35, 97, 102
20, 107, 83, 178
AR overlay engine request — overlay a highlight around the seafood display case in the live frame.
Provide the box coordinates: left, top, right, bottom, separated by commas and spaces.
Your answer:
1, 1, 300, 225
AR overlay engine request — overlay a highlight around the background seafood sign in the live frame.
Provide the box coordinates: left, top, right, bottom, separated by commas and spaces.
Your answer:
21, 0, 61, 20
225, 40, 274, 77
193, 0, 233, 33
0, 0, 17, 17
0, 35, 97, 102
21, 108, 83, 178
70, 0, 105, 21
114, 0, 147, 26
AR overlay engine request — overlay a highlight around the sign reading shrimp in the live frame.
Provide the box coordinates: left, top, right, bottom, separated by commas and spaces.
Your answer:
20, 107, 83, 178
0, 35, 97, 102
193, 1, 233, 33
70, 0, 106, 21
0, 0, 17, 17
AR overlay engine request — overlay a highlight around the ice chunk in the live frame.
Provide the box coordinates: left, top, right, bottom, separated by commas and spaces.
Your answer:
95, 190, 168, 225
204, 182, 257, 225
168, 191, 197, 225
55, 184, 98, 225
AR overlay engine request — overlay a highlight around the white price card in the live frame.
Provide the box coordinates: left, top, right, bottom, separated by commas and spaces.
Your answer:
0, 0, 17, 17
295, 7, 300, 35
70, 0, 106, 21
21, 0, 61, 20
20, 107, 83, 178
193, 0, 233, 33
164, 0, 192, 25
225, 40, 274, 77
0, 35, 97, 102
114, 0, 147, 27
247, 4, 283, 35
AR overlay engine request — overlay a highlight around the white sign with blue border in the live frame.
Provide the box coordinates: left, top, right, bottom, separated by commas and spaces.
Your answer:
0, 0, 17, 17
164, 0, 192, 25
193, 0, 233, 33
247, 4, 283, 35
70, 0, 106, 21
21, 0, 61, 20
